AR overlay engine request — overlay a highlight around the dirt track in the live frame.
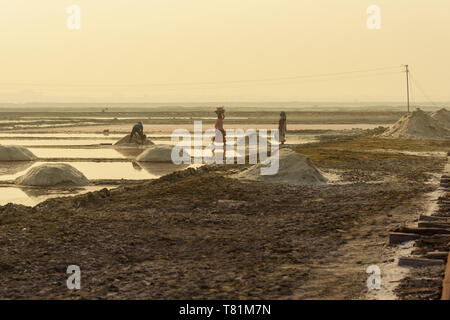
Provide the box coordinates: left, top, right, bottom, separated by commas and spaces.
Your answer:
0, 135, 448, 299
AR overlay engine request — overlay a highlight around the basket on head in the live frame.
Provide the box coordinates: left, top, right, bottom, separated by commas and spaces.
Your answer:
215, 107, 225, 115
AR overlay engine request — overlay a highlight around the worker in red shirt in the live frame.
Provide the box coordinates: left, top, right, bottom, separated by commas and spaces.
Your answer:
213, 107, 226, 145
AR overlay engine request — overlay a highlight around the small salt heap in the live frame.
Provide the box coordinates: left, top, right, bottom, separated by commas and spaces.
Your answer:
234, 148, 327, 185
15, 163, 90, 186
0, 145, 37, 161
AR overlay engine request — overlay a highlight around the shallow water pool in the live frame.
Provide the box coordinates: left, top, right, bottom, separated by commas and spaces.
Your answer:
0, 186, 110, 206
28, 148, 128, 159
0, 161, 191, 181
0, 139, 117, 146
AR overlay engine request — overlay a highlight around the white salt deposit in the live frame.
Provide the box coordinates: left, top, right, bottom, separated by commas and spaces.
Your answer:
114, 134, 154, 146
136, 145, 175, 162
0, 145, 37, 161
430, 108, 450, 129
381, 108, 450, 139
15, 163, 90, 186
234, 148, 327, 185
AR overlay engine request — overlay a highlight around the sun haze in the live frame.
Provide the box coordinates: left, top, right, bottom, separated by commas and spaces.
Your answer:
0, 0, 449, 102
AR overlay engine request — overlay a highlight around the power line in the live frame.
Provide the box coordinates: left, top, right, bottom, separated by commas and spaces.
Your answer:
408, 71, 439, 107
409, 72, 415, 109
0, 66, 402, 88
0, 71, 402, 94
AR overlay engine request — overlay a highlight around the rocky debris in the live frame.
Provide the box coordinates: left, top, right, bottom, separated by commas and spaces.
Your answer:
394, 173, 450, 300
158, 166, 199, 182
395, 266, 444, 300
73, 188, 112, 209
0, 145, 37, 161
15, 163, 90, 186
0, 203, 34, 224
398, 257, 444, 267
389, 232, 420, 245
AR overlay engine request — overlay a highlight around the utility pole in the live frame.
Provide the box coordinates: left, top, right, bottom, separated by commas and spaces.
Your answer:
405, 65, 410, 112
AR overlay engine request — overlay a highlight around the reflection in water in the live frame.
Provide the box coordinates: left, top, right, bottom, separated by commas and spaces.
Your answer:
70, 162, 157, 179
0, 161, 193, 181
0, 133, 123, 138
0, 186, 110, 206
0, 139, 116, 146
131, 161, 143, 171
0, 162, 194, 206
19, 186, 84, 198
29, 148, 126, 159
0, 187, 35, 206
114, 147, 147, 159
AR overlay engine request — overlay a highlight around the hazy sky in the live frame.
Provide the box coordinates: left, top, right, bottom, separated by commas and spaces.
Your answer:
0, 0, 449, 103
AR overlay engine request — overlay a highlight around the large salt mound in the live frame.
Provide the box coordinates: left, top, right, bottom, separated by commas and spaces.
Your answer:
15, 163, 90, 186
430, 108, 450, 129
234, 148, 327, 185
114, 134, 154, 147
0, 145, 37, 161
381, 108, 450, 139
136, 145, 175, 162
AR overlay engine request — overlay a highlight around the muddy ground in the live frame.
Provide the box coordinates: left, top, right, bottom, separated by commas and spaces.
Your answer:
297, 135, 448, 183
0, 135, 448, 299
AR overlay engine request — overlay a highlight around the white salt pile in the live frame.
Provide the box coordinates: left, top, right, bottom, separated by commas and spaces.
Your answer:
430, 108, 450, 129
136, 145, 176, 162
234, 148, 327, 185
381, 108, 450, 139
114, 134, 154, 146
15, 163, 90, 186
0, 145, 37, 161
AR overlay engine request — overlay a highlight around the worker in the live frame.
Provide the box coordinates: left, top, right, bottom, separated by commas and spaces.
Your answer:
278, 111, 287, 145
212, 107, 226, 145
129, 121, 146, 144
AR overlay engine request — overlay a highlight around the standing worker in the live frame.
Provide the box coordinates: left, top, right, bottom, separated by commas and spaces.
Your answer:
129, 121, 146, 144
278, 111, 287, 145
213, 107, 226, 145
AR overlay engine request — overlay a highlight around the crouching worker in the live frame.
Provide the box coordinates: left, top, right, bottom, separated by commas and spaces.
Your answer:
129, 121, 146, 144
